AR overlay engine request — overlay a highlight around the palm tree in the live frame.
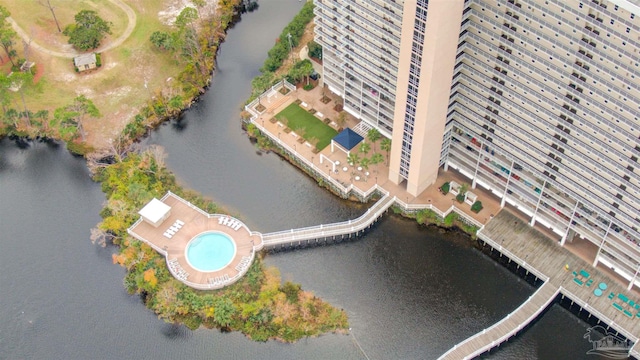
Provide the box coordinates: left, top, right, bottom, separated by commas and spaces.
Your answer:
367, 128, 381, 151
370, 153, 384, 173
359, 141, 370, 156
380, 138, 392, 165
346, 152, 360, 167
360, 157, 371, 181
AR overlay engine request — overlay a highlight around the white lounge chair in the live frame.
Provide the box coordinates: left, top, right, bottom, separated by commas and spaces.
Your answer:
176, 220, 185, 226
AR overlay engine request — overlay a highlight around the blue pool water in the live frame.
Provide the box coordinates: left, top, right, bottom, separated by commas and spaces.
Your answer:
186, 232, 236, 272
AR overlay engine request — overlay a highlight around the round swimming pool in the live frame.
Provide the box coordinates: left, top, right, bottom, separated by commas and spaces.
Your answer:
185, 232, 236, 272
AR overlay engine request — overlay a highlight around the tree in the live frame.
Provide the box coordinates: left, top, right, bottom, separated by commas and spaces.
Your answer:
10, 71, 33, 126
214, 298, 236, 327
0, 6, 18, 67
251, 72, 274, 98
63, 10, 112, 51
367, 128, 381, 151
298, 59, 314, 85
346, 152, 360, 167
149, 31, 172, 50
380, 138, 392, 165
359, 141, 370, 156
39, 0, 62, 32
308, 40, 322, 60
167, 95, 184, 113
0, 73, 11, 115
56, 95, 100, 141
360, 157, 371, 181
370, 153, 384, 174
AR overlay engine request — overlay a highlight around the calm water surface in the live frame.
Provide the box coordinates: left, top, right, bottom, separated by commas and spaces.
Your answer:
0, 1, 605, 358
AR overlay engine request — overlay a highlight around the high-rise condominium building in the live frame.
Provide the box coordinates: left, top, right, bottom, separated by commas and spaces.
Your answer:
314, 0, 640, 288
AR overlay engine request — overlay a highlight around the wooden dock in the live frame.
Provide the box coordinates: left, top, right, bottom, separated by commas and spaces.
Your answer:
439, 282, 559, 360
261, 194, 396, 249
439, 210, 640, 359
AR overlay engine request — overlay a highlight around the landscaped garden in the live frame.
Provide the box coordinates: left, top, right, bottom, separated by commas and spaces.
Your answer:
275, 103, 338, 150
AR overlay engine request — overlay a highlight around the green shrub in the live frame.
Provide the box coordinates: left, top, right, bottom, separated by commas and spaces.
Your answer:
96, 53, 102, 67
281, 281, 301, 303
440, 182, 450, 194
260, 2, 315, 73
416, 208, 442, 225
471, 200, 483, 213
456, 193, 466, 203
443, 212, 458, 227
303, 84, 314, 91
308, 40, 322, 59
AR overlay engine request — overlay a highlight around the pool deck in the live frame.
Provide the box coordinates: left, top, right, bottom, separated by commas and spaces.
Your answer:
127, 192, 263, 290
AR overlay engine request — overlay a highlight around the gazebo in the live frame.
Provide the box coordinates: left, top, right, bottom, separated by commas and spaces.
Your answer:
138, 198, 171, 228
330, 128, 364, 156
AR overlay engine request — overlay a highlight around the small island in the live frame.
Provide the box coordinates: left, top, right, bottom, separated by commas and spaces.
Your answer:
0, 0, 348, 341
95, 148, 348, 340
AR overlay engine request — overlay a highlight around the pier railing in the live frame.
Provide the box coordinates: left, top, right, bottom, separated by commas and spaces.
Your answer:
262, 194, 395, 247
250, 115, 388, 203
560, 287, 639, 345
245, 79, 296, 120
438, 282, 560, 360
161, 191, 264, 250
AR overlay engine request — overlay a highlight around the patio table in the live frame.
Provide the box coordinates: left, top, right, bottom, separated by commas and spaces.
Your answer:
598, 282, 607, 291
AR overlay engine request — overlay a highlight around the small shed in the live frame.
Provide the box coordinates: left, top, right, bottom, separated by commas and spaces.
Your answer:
138, 198, 171, 228
74, 53, 97, 72
331, 128, 364, 156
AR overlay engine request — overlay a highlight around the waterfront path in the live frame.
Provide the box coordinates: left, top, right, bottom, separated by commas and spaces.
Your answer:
439, 282, 559, 359
439, 210, 640, 359
262, 193, 396, 249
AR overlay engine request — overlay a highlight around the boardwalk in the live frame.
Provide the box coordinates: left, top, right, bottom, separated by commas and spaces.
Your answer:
262, 194, 396, 248
439, 210, 640, 358
439, 282, 559, 360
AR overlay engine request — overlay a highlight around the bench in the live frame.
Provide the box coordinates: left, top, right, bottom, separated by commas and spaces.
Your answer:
612, 303, 624, 311
573, 278, 583, 286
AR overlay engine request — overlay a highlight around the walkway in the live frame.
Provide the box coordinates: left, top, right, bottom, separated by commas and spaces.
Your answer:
7, 0, 136, 58
439, 210, 640, 358
438, 282, 560, 360
262, 194, 396, 248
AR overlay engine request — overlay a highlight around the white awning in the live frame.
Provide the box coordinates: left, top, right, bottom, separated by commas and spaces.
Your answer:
138, 198, 171, 224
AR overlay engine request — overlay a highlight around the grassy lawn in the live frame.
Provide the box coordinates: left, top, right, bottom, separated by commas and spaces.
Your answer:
275, 103, 338, 150
2, 0, 185, 148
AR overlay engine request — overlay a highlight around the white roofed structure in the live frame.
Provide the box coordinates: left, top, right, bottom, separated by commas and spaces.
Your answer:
138, 198, 171, 227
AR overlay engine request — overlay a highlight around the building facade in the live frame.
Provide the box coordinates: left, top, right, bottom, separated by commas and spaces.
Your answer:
314, 0, 640, 289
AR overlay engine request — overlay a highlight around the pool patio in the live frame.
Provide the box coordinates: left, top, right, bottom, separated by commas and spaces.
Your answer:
127, 192, 264, 290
